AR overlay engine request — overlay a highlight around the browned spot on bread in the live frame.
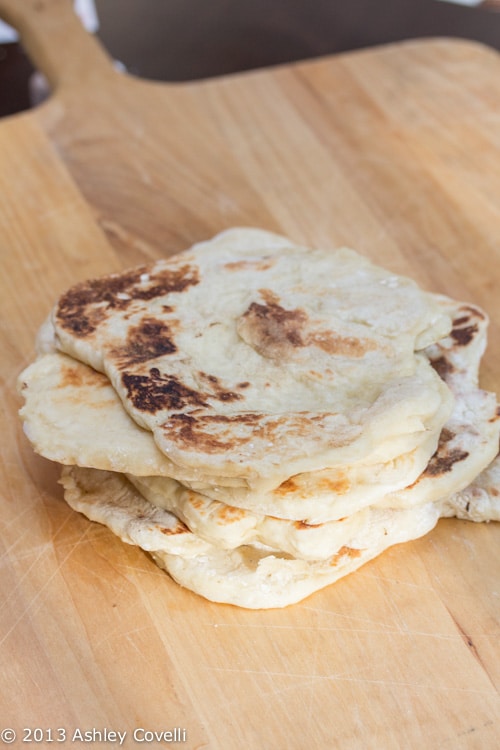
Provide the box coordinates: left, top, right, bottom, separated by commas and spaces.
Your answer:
197, 372, 243, 403
121, 265, 199, 301
185, 492, 207, 511
121, 368, 208, 413
162, 412, 271, 454
427, 428, 466, 474
450, 324, 479, 347
317, 475, 351, 495
59, 304, 107, 338
463, 305, 486, 320
309, 330, 377, 357
424, 447, 470, 477
111, 317, 177, 367
238, 292, 377, 360
239, 300, 308, 359
447, 304, 485, 347
259, 288, 281, 305
330, 546, 363, 566
60, 363, 109, 389
159, 521, 190, 536
294, 520, 322, 530
407, 427, 463, 486
439, 427, 455, 444
453, 305, 486, 326
164, 413, 241, 452
224, 258, 274, 272
274, 477, 299, 495
491, 488, 499, 497
162, 411, 343, 455
216, 504, 247, 522
56, 263, 199, 338
198, 413, 264, 425
429, 355, 455, 381
275, 472, 350, 498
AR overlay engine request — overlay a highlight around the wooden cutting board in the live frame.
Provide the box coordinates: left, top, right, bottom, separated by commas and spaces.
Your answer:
1, 1, 500, 747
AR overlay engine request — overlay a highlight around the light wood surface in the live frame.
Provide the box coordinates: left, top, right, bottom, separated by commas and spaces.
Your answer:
1, 1, 500, 747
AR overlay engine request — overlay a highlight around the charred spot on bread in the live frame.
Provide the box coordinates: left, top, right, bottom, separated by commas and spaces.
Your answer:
111, 317, 177, 367
450, 325, 479, 347
197, 372, 243, 403
121, 369, 208, 413
56, 263, 199, 337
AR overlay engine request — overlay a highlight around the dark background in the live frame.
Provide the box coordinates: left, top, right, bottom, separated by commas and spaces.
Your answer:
1, 0, 500, 117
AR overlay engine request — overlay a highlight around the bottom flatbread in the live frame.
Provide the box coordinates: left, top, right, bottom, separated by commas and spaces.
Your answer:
60, 461, 500, 608
151, 504, 441, 609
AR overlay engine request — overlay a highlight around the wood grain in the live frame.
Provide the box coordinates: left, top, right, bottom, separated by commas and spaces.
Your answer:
1, 1, 500, 747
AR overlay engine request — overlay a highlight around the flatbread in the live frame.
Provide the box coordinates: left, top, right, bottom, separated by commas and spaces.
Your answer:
50, 228, 454, 486
60, 466, 210, 556
18, 352, 192, 480
17, 352, 440, 494
129, 361, 497, 555
443, 453, 500, 522
126, 304, 499, 556
151, 508, 440, 609
60, 449, 500, 609
18, 227, 499, 608
126, 460, 433, 560
376, 302, 500, 509
21, 336, 480, 560
59, 456, 500, 608
60, 465, 442, 609
19, 300, 497, 537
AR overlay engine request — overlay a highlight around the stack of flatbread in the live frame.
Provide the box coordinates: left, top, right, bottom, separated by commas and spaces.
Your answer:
18, 229, 500, 608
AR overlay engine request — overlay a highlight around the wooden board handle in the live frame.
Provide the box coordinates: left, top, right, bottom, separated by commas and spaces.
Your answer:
0, 0, 115, 91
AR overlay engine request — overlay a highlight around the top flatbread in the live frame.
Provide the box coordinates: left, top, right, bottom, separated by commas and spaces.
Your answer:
50, 228, 454, 486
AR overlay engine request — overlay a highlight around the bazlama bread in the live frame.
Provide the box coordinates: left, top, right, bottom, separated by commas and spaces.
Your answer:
17, 228, 500, 608
51, 228, 455, 485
